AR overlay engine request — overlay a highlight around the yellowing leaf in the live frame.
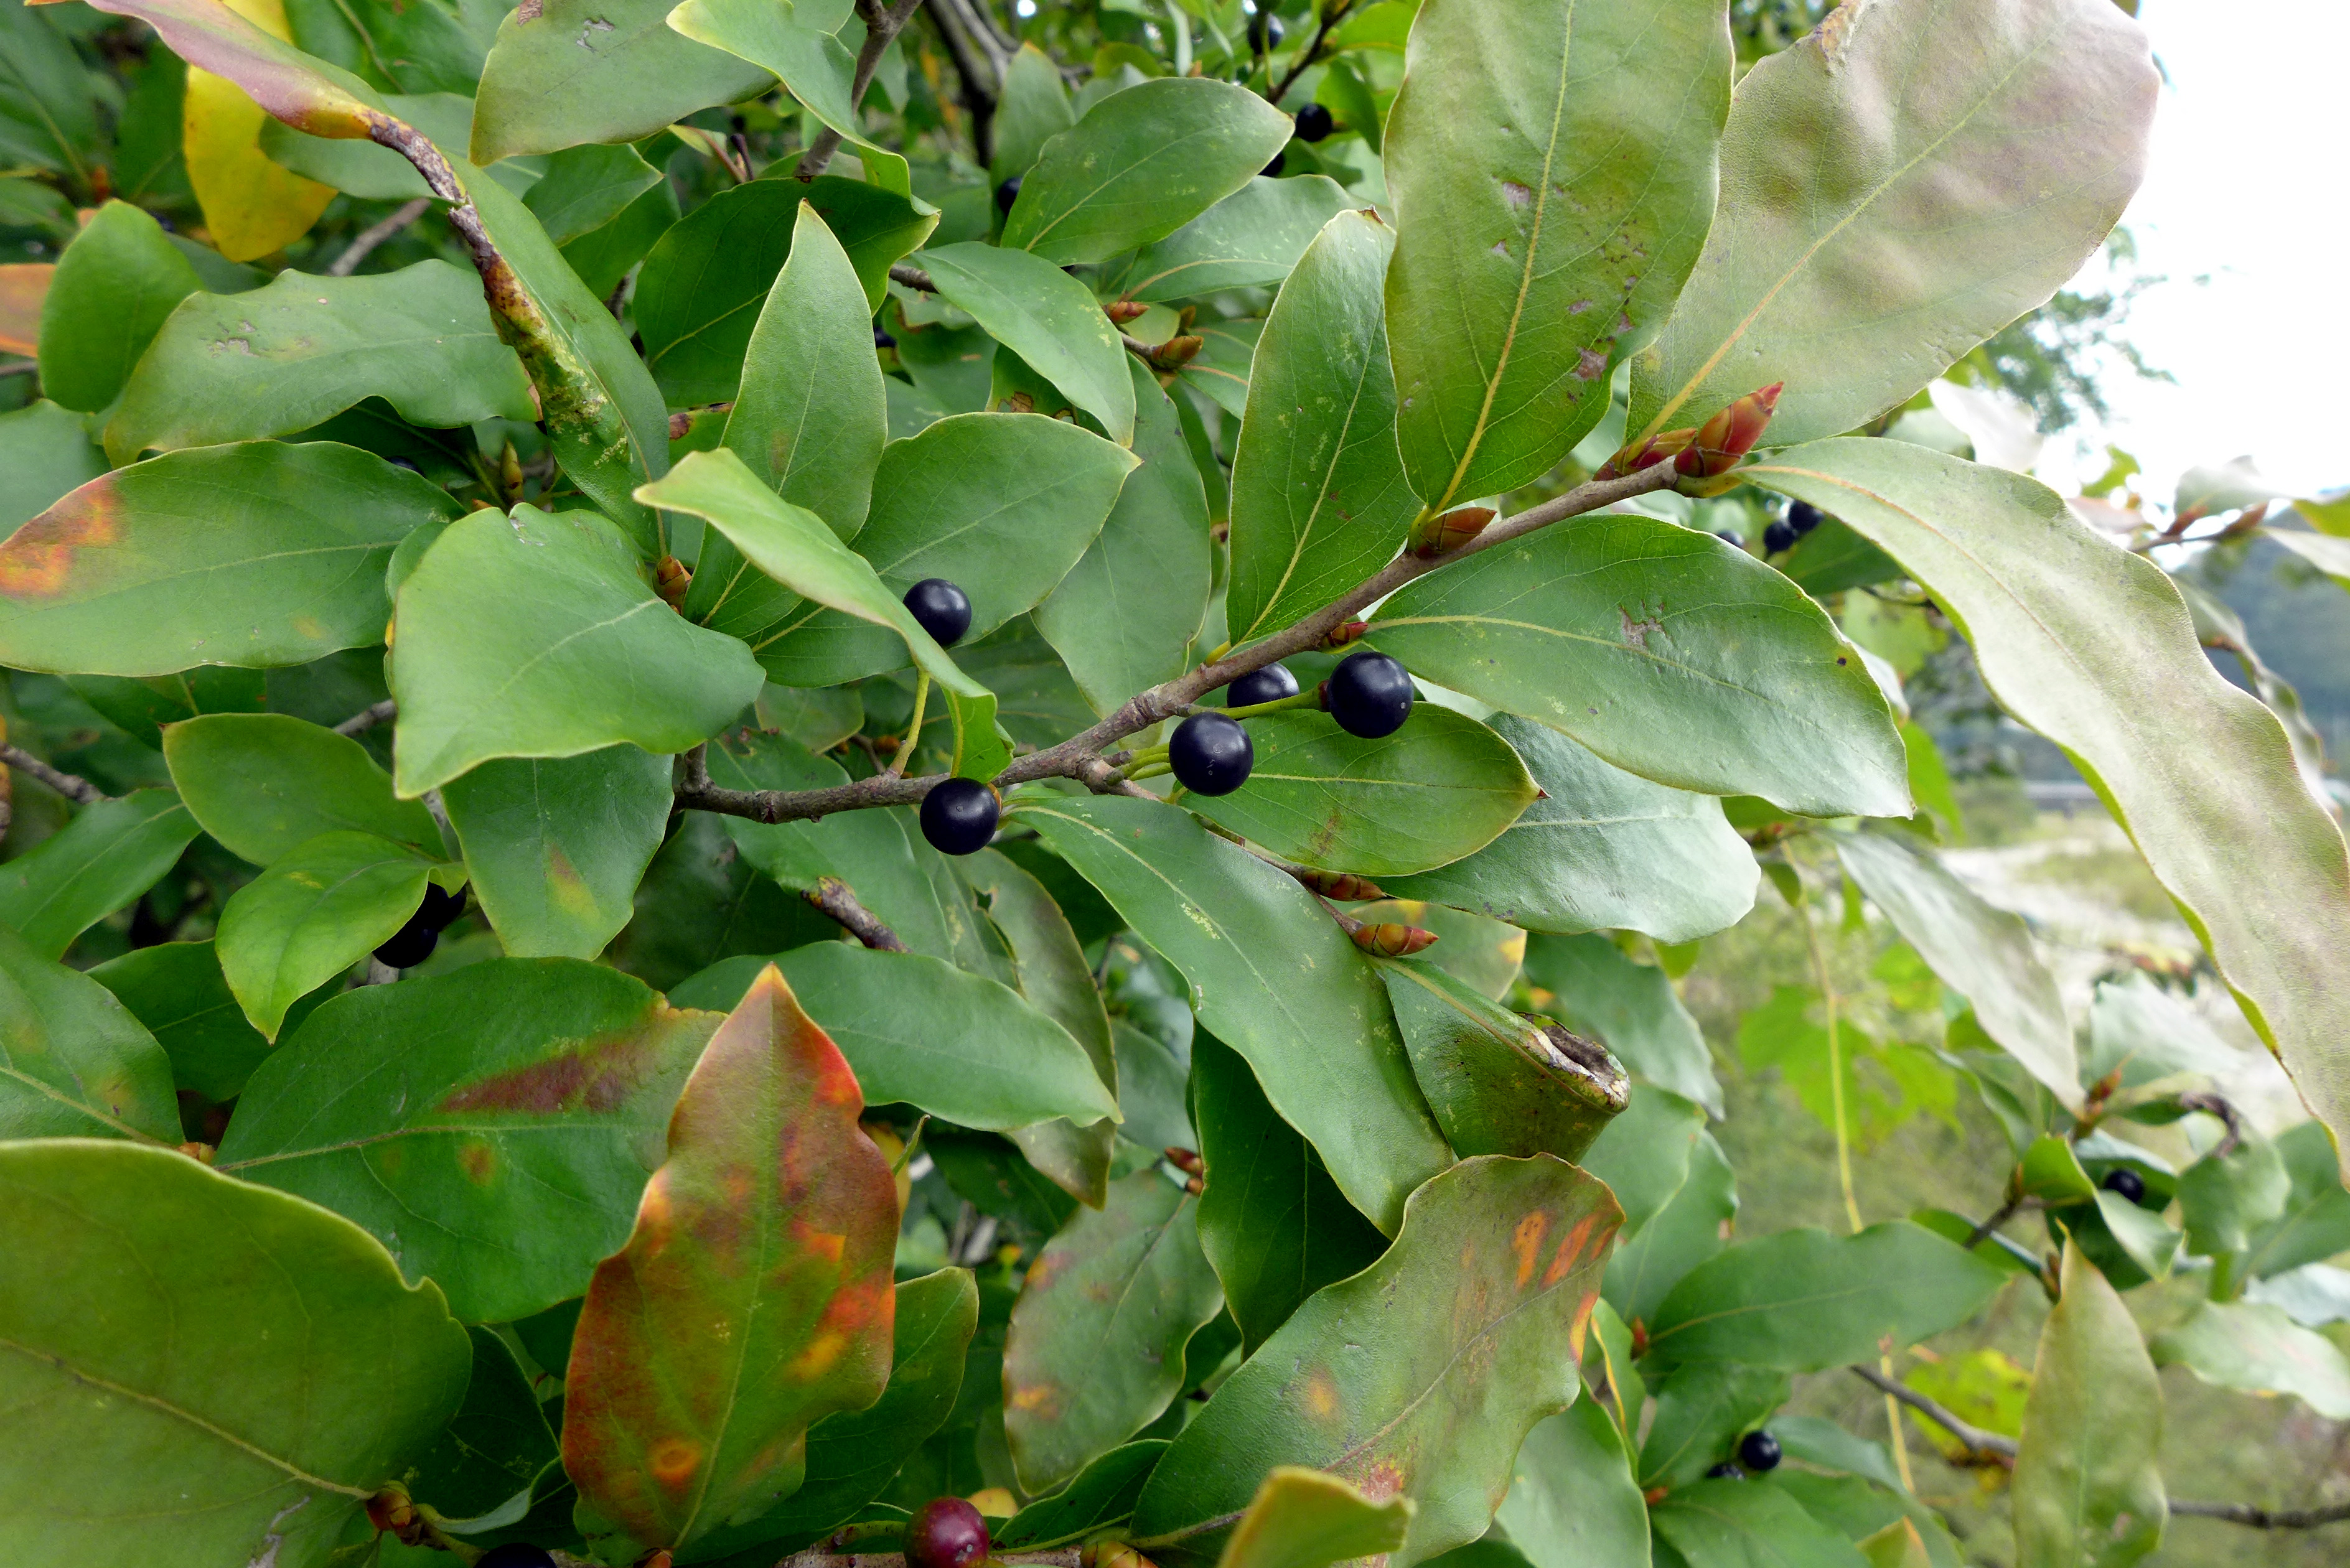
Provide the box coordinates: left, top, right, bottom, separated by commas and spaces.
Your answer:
182, 0, 333, 261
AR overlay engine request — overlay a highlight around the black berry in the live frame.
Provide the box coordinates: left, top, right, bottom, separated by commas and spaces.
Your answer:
1762, 518, 1799, 554
1262, 149, 1286, 179
920, 778, 999, 857
373, 914, 439, 969
1738, 1429, 1782, 1472
1714, 530, 1743, 546
994, 175, 1021, 215
1227, 661, 1299, 709
1787, 500, 1823, 535
904, 1496, 991, 1568
2101, 1167, 2147, 1206
904, 578, 973, 648
1247, 7, 1283, 51
1169, 713, 1254, 796
474, 1548, 558, 1568
416, 882, 466, 932
1324, 650, 1413, 739
1294, 103, 1334, 142
1705, 1462, 1746, 1481
874, 322, 897, 350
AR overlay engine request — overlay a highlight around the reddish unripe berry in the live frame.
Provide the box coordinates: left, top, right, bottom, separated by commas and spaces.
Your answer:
904, 1496, 991, 1568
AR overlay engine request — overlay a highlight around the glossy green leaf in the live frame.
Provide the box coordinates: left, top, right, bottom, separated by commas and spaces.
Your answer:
54, 0, 387, 143
1175, 314, 1258, 418
0, 1139, 471, 1567
2150, 1299, 2350, 1419
410, 1326, 559, 1525
0, 788, 198, 959
35, 198, 199, 414
1835, 829, 2076, 1108
1020, 793, 1449, 1235
2178, 1133, 2289, 1260
1387, 715, 1756, 943
561, 172, 683, 301
1131, 1155, 1621, 1566
1496, 1400, 1652, 1568
1650, 1478, 1871, 1568
998, 1440, 1169, 1548
2011, 1245, 2165, 1568
1352, 897, 1526, 1001
1003, 77, 1294, 264
214, 959, 721, 1322
667, 0, 911, 192
1225, 209, 1413, 645
63, 666, 267, 750
1607, 1126, 1734, 1327
2019, 1134, 2096, 1206
1192, 1030, 1388, 1356
216, 829, 434, 1037
0, 0, 103, 174
390, 503, 765, 796
1644, 1221, 2008, 1373
1034, 360, 1213, 717
86, 938, 306, 1103
1116, 174, 1355, 304
1520, 932, 1722, 1118
0, 441, 458, 677
1380, 958, 1625, 1162
2244, 1121, 2350, 1281
562, 964, 899, 1559
1215, 1467, 1414, 1568
1004, 1169, 1225, 1493
523, 141, 665, 245
914, 242, 1135, 443
1191, 705, 1535, 877
1638, 1361, 1791, 1490
0, 923, 177, 1141
1580, 1084, 1705, 1236
163, 711, 439, 865
1749, 439, 2350, 1169
1629, 0, 2155, 451
0, 401, 106, 533
467, 0, 770, 162
988, 40, 1074, 182
1367, 515, 1909, 817
1384, 0, 1731, 510
441, 746, 673, 959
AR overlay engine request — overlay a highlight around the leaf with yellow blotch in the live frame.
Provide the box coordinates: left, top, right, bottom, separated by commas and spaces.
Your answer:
180, 0, 335, 261
1215, 1468, 1412, 1568
562, 963, 902, 1561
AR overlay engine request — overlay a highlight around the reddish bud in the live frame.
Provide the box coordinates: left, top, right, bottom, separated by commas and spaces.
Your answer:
1352, 922, 1438, 956
667, 410, 694, 441
653, 556, 692, 610
1150, 334, 1203, 371
1410, 505, 1496, 558
1322, 620, 1369, 649
1295, 868, 1386, 901
1104, 299, 1150, 324
1674, 383, 1783, 478
1164, 1147, 1204, 1176
1596, 428, 1693, 482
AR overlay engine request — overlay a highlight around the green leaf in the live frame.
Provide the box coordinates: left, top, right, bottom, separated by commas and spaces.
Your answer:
1116, 174, 1355, 304
1214, 1467, 1414, 1568
441, 746, 674, 959
64, 666, 267, 750
87, 938, 310, 1103
0, 1139, 470, 1566
1225, 209, 1413, 645
1606, 1127, 1735, 1328
1383, 0, 1731, 510
639, 448, 1008, 779
1020, 793, 1450, 1235
1192, 1030, 1388, 1356
1628, 0, 2155, 452
216, 829, 435, 1037
639, 179, 935, 408
1386, 715, 1756, 944
1748, 439, 2350, 1168
2019, 1134, 2097, 1206
2244, 1121, 2350, 1281
998, 1440, 1170, 1547
1002, 77, 1295, 265
105, 260, 534, 461
988, 40, 1074, 182
561, 174, 683, 300
1643, 1221, 2008, 1373
1496, 1400, 1652, 1568
2010, 1245, 2166, 1568
1366, 516, 1909, 817
1833, 830, 2076, 1108
1130, 1155, 1621, 1566
914, 241, 1135, 443
1191, 705, 1537, 877
214, 958, 720, 1322
411, 1327, 559, 1524
1380, 958, 1624, 1161
1581, 1085, 1705, 1239
164, 711, 440, 865
1649, 1478, 1871, 1568
0, 788, 199, 959
2177, 1132, 2290, 1260
0, 0, 102, 175
389, 503, 765, 796
562, 964, 900, 1559
1520, 932, 1722, 1118
1034, 360, 1213, 717
467, 0, 771, 162
35, 198, 200, 414
1004, 1169, 1225, 1493
1639, 1360, 1791, 1490
523, 141, 665, 246
0, 923, 178, 1141
1174, 314, 1258, 418
2150, 1299, 2350, 1419
0, 400, 106, 533
667, 0, 912, 193
0, 441, 459, 677
2264, 528, 2350, 592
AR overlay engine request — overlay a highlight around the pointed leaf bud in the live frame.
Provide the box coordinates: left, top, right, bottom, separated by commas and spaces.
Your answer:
1674, 382, 1783, 478
1351, 922, 1438, 956
1409, 505, 1496, 558
1595, 427, 1694, 482
1321, 620, 1369, 650
1149, 334, 1203, 371
654, 555, 692, 611
1104, 299, 1149, 324
1295, 868, 1387, 901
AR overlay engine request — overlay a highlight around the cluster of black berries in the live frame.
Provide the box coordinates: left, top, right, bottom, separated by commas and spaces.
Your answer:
372, 880, 466, 969
1705, 1428, 1783, 1481
1762, 499, 1825, 556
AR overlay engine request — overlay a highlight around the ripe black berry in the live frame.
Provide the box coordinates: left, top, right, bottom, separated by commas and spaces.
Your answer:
920, 778, 999, 857
1787, 500, 1823, 536
1738, 1429, 1782, 1472
1294, 103, 1334, 142
1262, 149, 1286, 179
1324, 650, 1413, 739
904, 1496, 991, 1568
904, 578, 972, 648
1705, 1462, 1746, 1480
874, 322, 897, 350
994, 175, 1021, 215
2101, 1167, 2147, 1206
1762, 518, 1799, 554
1169, 713, 1254, 796
1247, 7, 1283, 52
1714, 530, 1743, 546
1227, 661, 1299, 709
417, 882, 466, 932
373, 914, 439, 969
474, 1547, 558, 1568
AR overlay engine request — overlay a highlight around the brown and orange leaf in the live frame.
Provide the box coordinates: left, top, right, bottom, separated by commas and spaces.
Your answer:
33, 0, 384, 138
561, 964, 901, 1560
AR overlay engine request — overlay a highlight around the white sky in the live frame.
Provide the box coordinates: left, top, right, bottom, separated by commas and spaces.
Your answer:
2061, 0, 2350, 506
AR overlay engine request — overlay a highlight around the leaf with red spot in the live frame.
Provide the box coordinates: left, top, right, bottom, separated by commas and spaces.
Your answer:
561, 963, 901, 1561
1130, 1155, 1623, 1566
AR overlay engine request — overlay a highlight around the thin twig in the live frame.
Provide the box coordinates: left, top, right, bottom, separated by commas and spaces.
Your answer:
1268, 0, 1352, 104
2170, 1500, 2350, 1529
1848, 1365, 2016, 1462
328, 197, 431, 276
1, 744, 105, 805
335, 698, 398, 736
1962, 1193, 2027, 1249
922, 0, 1005, 163
805, 876, 909, 952
0, 358, 35, 378
678, 768, 935, 824
889, 261, 937, 292
796, 0, 925, 179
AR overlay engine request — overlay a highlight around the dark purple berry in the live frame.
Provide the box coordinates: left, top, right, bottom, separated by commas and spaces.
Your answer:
903, 578, 973, 648
904, 1496, 991, 1568
414, 881, 466, 932
2101, 1167, 2147, 1206
874, 322, 897, 350
995, 175, 1022, 215
1714, 530, 1743, 546
1738, 1429, 1782, 1472
1705, 1462, 1746, 1480
373, 913, 439, 969
920, 778, 999, 857
1262, 149, 1286, 178
1324, 650, 1413, 739
1294, 103, 1334, 142
388, 457, 422, 473
1787, 500, 1823, 535
1169, 713, 1254, 796
1762, 518, 1799, 554
474, 1547, 559, 1568
1227, 662, 1299, 709
1247, 7, 1283, 52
